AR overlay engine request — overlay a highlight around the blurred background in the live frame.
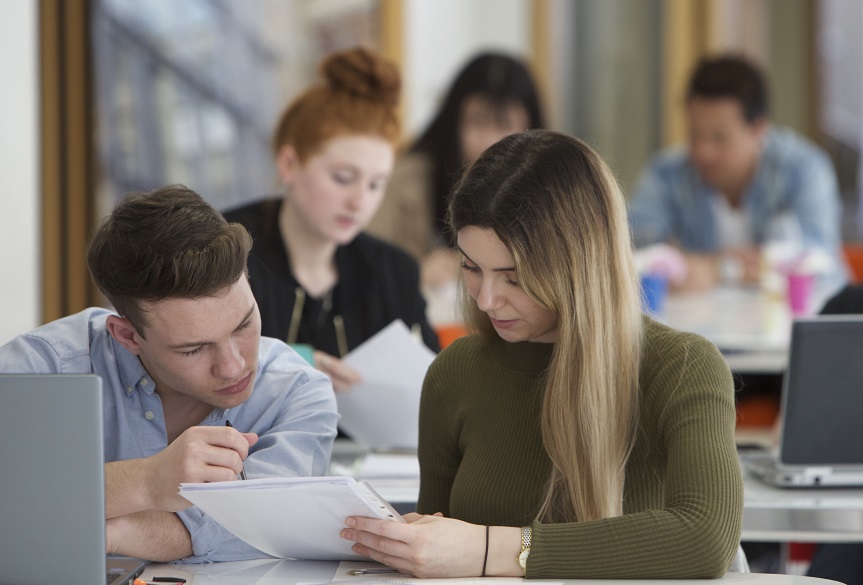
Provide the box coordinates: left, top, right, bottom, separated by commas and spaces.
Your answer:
2, 0, 862, 342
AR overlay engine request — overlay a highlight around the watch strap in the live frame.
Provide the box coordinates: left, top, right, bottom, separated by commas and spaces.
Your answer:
521, 525, 532, 550
518, 526, 532, 574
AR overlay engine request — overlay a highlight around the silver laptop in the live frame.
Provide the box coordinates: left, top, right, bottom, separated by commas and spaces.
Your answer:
0, 374, 146, 585
742, 316, 863, 487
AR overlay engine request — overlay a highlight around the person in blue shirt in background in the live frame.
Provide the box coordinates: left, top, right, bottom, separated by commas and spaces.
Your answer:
628, 54, 845, 293
0, 185, 338, 562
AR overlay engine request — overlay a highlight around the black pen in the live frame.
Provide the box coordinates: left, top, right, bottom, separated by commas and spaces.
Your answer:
224, 419, 248, 480
346, 568, 400, 576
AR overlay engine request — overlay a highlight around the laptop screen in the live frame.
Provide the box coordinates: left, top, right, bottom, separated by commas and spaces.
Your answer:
0, 374, 144, 585
780, 317, 863, 466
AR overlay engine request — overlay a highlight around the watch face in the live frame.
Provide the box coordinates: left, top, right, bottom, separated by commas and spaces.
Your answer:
518, 548, 531, 570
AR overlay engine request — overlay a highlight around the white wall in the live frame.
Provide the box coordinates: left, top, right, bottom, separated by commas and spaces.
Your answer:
0, 1, 39, 344
403, 0, 530, 137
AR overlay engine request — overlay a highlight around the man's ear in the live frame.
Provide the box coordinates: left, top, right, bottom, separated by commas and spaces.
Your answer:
750, 116, 768, 141
106, 315, 144, 355
275, 145, 300, 185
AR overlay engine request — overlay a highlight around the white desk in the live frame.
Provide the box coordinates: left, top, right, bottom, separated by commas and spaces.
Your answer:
139, 559, 842, 584
661, 287, 792, 374
742, 471, 863, 543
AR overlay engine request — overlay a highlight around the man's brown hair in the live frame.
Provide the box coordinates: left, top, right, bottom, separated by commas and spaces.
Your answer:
86, 185, 252, 334
687, 54, 768, 124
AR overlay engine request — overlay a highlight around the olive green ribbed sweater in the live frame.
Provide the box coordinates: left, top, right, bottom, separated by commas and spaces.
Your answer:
417, 318, 743, 579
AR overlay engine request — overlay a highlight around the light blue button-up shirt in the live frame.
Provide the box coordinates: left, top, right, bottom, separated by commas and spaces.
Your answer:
628, 127, 847, 288
0, 307, 339, 562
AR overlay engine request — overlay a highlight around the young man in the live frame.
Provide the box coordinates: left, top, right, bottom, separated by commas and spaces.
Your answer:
0, 186, 339, 562
628, 54, 845, 291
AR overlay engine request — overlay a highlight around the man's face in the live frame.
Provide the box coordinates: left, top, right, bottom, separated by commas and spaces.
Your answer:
687, 97, 766, 193
130, 277, 261, 409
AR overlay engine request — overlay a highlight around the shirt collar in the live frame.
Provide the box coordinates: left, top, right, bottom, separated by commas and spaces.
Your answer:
111, 334, 155, 397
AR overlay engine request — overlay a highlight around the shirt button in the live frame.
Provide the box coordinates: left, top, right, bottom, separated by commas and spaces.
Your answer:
144, 411, 154, 421
140, 378, 149, 387
126, 386, 133, 395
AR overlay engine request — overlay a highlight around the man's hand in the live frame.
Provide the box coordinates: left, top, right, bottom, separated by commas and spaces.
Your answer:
725, 247, 762, 284
675, 253, 720, 292
106, 425, 257, 517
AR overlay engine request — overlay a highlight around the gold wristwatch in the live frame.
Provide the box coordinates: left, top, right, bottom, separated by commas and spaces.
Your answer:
517, 525, 531, 575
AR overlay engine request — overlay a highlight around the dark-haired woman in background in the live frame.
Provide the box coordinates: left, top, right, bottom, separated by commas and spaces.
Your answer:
224, 47, 439, 391
367, 52, 544, 288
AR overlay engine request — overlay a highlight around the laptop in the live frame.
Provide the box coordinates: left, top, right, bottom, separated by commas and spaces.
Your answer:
0, 374, 147, 585
742, 316, 863, 487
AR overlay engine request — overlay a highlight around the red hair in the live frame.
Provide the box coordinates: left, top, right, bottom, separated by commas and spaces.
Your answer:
272, 46, 401, 161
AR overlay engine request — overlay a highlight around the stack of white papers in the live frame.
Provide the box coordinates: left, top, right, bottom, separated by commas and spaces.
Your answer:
180, 476, 403, 560
337, 320, 436, 451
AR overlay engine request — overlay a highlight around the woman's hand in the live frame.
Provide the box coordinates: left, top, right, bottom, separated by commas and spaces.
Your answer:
313, 350, 361, 391
341, 514, 487, 578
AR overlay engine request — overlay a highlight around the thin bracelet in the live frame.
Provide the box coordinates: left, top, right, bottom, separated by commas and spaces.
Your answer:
481, 525, 490, 576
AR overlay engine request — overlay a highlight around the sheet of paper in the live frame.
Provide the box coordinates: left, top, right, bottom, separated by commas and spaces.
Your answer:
180, 477, 403, 561
337, 320, 436, 451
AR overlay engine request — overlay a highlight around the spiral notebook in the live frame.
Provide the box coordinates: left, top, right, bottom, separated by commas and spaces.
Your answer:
180, 476, 404, 560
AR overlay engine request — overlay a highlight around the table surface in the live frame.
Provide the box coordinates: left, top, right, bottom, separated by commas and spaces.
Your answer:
660, 286, 794, 373
139, 559, 843, 584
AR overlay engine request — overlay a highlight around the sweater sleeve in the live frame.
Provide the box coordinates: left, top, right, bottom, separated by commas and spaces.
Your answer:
527, 332, 743, 579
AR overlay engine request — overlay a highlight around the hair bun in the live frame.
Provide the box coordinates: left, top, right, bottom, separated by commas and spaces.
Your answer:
321, 46, 401, 106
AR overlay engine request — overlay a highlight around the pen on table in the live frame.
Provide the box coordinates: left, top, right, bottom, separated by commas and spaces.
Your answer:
134, 580, 184, 585
224, 419, 248, 480
346, 568, 401, 576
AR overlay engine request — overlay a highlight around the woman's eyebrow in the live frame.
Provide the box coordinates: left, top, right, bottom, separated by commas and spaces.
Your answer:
457, 246, 515, 272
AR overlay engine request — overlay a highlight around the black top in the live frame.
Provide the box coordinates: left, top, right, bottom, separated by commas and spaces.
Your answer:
223, 198, 440, 356
821, 284, 863, 315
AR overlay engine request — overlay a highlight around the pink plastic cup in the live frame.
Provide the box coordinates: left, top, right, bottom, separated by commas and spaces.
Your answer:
787, 272, 814, 317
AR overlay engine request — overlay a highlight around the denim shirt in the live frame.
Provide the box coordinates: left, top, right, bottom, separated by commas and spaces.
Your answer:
628, 127, 846, 287
0, 307, 339, 562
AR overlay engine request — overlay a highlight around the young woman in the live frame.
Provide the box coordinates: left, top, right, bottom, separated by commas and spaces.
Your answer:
366, 52, 544, 286
341, 130, 743, 578
224, 47, 439, 391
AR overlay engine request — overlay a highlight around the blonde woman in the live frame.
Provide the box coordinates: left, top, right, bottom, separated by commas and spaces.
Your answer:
340, 130, 743, 578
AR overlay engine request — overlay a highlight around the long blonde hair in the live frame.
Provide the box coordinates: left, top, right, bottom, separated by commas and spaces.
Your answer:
449, 130, 643, 522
